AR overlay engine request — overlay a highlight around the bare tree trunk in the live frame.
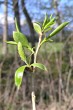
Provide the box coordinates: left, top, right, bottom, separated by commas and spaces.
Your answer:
53, 0, 63, 105
13, 0, 21, 64
3, 0, 8, 55
13, 0, 21, 31
21, 0, 35, 52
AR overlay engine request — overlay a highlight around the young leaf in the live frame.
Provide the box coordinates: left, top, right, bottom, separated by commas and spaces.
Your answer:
13, 31, 29, 47
27, 47, 34, 53
33, 22, 42, 34
43, 27, 52, 33
18, 42, 27, 62
40, 38, 53, 46
48, 22, 69, 38
15, 18, 20, 32
50, 14, 53, 20
6, 41, 17, 45
42, 13, 48, 27
48, 39, 53, 42
43, 18, 55, 30
31, 63, 47, 71
15, 66, 26, 89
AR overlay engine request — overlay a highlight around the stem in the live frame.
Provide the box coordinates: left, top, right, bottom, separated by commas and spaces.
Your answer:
31, 91, 36, 110
34, 34, 42, 64
31, 33, 42, 110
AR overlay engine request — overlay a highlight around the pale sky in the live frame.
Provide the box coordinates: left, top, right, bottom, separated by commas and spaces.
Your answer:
0, 13, 14, 24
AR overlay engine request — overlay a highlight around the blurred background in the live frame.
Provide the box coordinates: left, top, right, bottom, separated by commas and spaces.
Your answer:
0, 0, 73, 110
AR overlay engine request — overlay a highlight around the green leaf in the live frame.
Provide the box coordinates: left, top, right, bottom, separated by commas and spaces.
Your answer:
15, 18, 20, 32
42, 13, 48, 27
50, 14, 53, 20
27, 47, 34, 53
31, 63, 47, 71
43, 18, 55, 30
33, 22, 42, 34
18, 42, 26, 62
15, 66, 26, 89
13, 31, 29, 47
46, 38, 53, 42
6, 41, 17, 45
40, 38, 53, 46
44, 27, 52, 33
48, 22, 69, 38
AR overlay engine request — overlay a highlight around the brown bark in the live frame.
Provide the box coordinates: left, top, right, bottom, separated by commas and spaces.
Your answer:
13, 0, 21, 31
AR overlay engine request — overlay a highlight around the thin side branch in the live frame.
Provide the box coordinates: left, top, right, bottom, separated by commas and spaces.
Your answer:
34, 34, 42, 64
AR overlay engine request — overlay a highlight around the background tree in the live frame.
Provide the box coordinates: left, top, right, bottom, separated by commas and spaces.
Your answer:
21, 0, 35, 50
53, 0, 64, 105
13, 0, 21, 31
3, 0, 8, 55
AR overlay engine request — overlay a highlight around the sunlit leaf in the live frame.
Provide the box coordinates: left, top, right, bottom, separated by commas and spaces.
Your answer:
27, 47, 34, 53
42, 13, 48, 27
43, 18, 55, 30
13, 31, 29, 47
15, 66, 26, 89
31, 63, 47, 71
18, 42, 27, 62
44, 27, 52, 33
40, 38, 53, 46
48, 22, 69, 38
6, 41, 17, 45
33, 22, 42, 34
50, 14, 53, 20
46, 38, 53, 42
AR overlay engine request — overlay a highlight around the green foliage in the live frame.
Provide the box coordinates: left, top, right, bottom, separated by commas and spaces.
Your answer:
48, 22, 69, 38
42, 18, 55, 32
15, 66, 26, 89
31, 63, 47, 71
33, 14, 69, 46
17, 42, 27, 63
40, 38, 53, 46
7, 14, 69, 89
13, 31, 29, 47
33, 22, 42, 34
42, 14, 54, 29
6, 41, 17, 45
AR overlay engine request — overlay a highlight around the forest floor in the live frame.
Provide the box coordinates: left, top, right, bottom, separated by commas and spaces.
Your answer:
0, 42, 73, 110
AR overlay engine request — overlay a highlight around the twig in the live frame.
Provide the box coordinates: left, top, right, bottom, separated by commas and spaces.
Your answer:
31, 33, 42, 110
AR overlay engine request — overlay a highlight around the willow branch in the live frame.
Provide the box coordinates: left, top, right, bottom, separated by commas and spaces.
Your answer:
34, 33, 42, 64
